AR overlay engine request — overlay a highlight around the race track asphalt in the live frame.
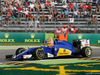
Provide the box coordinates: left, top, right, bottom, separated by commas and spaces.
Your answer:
0, 48, 100, 62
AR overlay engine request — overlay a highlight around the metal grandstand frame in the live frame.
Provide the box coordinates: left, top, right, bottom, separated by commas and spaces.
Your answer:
0, 0, 99, 33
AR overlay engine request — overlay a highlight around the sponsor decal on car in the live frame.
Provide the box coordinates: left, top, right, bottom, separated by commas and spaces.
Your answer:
57, 48, 72, 56
23, 55, 32, 59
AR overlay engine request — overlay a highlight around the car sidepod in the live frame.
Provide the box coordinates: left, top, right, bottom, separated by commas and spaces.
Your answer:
53, 41, 75, 57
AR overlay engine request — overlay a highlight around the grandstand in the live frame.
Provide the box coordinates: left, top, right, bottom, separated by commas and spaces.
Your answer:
0, 0, 100, 33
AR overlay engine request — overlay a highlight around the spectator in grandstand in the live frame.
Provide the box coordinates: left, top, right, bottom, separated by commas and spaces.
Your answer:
29, 2, 35, 12
86, 0, 90, 6
78, 1, 83, 12
11, 14, 16, 24
28, 19, 35, 28
81, 3, 87, 11
40, 0, 45, 3
55, 27, 61, 38
45, 0, 50, 9
18, 6, 23, 16
25, 0, 29, 4
57, 0, 61, 4
1, 5, 6, 15
62, 0, 66, 4
98, 3, 100, 13
53, 10, 58, 21
88, 13, 93, 18
50, 0, 55, 8
60, 10, 64, 19
49, 6, 54, 15
12, 0, 15, 5
17, 0, 23, 6
7, 9, 12, 19
3, 0, 8, 6
97, 0, 100, 13
33, 14, 37, 21
54, 6, 58, 12
41, 13, 45, 22
92, 0, 97, 6
0, 14, 2, 27
4, 16, 9, 25
12, 9, 18, 18
25, 1, 29, 7
35, 19, 41, 28
62, 3, 68, 11
87, 3, 92, 12
8, 4, 13, 11
79, 11, 83, 18
92, 9, 97, 16
87, 16, 92, 26
74, 9, 79, 18
92, 16, 99, 25
17, 16, 22, 24
30, 0, 36, 3
64, 8, 69, 18
61, 25, 67, 34
95, 0, 100, 13
14, 1, 19, 7
74, 2, 79, 11
83, 10, 88, 18
69, 2, 74, 12
40, 2, 45, 12
48, 13, 53, 21
71, 25, 78, 34
23, 7, 29, 18
35, 2, 41, 12
27, 12, 33, 21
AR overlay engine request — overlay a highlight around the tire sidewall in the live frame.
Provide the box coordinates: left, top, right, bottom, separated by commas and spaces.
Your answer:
81, 47, 92, 57
33, 48, 45, 60
85, 47, 92, 57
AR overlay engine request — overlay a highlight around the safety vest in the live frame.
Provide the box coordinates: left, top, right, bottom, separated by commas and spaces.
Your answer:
62, 28, 67, 34
56, 30, 61, 35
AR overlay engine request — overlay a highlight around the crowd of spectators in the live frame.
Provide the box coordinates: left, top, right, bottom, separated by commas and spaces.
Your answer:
0, 0, 100, 28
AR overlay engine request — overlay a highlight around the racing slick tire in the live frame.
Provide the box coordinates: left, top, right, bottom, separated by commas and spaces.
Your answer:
32, 48, 45, 60
16, 48, 26, 55
80, 47, 92, 57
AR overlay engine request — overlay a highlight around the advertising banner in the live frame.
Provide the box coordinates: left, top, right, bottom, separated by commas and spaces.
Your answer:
45, 33, 55, 41
0, 32, 45, 43
68, 34, 100, 44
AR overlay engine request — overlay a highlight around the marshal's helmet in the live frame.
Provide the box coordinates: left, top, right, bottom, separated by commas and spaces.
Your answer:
63, 25, 66, 27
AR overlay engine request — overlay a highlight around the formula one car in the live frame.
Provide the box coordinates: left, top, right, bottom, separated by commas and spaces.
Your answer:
6, 40, 92, 60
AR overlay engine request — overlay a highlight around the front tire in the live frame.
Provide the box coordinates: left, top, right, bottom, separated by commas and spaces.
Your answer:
80, 47, 92, 57
32, 48, 45, 60
16, 48, 26, 55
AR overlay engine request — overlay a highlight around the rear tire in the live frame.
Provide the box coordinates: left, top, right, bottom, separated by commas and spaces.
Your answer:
80, 47, 92, 57
16, 48, 26, 55
32, 48, 45, 60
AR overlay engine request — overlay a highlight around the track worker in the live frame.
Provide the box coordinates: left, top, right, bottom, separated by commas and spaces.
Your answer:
61, 25, 67, 34
71, 25, 78, 33
55, 27, 61, 38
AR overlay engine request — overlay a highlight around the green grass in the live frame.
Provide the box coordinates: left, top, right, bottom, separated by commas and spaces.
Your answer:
91, 44, 100, 47
0, 43, 48, 46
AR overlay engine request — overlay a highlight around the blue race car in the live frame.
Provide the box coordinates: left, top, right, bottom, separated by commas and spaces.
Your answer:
6, 40, 92, 60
